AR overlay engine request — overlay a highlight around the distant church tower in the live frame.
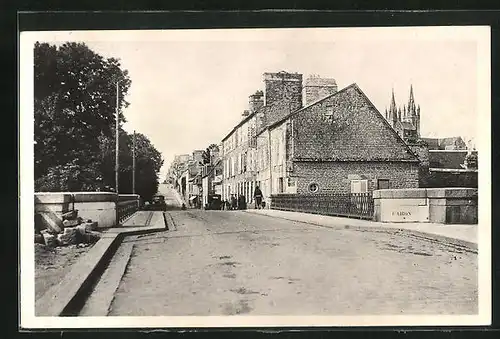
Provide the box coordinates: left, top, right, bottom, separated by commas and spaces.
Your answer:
385, 85, 421, 143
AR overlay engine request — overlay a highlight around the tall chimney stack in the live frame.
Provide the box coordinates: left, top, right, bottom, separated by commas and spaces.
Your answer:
248, 90, 264, 113
302, 74, 338, 106
263, 71, 303, 110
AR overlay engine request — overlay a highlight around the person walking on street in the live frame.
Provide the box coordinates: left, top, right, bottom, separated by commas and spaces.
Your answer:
253, 185, 263, 209
230, 194, 237, 210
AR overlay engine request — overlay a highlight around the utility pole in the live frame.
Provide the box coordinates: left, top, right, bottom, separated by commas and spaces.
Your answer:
132, 130, 136, 194
115, 80, 120, 226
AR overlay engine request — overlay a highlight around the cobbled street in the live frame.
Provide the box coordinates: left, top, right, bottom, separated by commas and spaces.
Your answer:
107, 209, 477, 316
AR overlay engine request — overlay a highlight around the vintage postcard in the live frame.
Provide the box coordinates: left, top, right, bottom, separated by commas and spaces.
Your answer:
20, 25, 491, 328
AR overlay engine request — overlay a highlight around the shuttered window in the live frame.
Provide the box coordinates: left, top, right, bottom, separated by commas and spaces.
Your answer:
350, 179, 368, 193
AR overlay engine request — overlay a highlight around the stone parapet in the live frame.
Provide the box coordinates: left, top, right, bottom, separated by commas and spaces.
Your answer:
34, 192, 141, 231
373, 187, 478, 224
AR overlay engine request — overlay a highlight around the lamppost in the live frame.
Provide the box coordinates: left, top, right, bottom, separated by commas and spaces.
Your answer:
132, 130, 136, 194
115, 80, 120, 226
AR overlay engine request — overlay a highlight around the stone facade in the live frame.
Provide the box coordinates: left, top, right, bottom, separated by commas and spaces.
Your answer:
293, 161, 419, 194
221, 113, 258, 204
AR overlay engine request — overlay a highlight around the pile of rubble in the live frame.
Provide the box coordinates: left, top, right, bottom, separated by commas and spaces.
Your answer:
35, 210, 102, 248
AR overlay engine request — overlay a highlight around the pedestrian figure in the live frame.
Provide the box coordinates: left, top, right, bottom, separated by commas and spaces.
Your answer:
231, 194, 237, 210
253, 186, 263, 209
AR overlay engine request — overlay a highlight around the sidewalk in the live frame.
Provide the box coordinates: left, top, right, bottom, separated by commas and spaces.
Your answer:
245, 209, 478, 251
36, 211, 168, 316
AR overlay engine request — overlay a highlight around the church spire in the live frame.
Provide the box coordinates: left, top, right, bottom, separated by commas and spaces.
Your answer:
389, 88, 398, 126
407, 84, 416, 118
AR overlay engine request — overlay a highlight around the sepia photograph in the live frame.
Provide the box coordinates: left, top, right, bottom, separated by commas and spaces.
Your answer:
19, 25, 491, 328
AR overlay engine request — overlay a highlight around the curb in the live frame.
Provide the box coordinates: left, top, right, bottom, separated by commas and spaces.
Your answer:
35, 214, 168, 317
244, 210, 477, 253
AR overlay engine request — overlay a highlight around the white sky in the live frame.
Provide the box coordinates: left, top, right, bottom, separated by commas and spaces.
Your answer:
26, 27, 489, 179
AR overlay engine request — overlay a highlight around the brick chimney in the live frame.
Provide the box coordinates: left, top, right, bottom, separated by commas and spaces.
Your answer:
302, 74, 338, 106
263, 71, 303, 110
248, 90, 264, 113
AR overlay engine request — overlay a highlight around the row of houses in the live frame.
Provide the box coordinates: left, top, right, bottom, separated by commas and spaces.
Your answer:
167, 146, 223, 208
168, 70, 478, 209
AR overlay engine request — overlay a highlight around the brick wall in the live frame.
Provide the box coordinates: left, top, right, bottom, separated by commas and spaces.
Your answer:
292, 84, 417, 162
292, 161, 419, 194
263, 72, 303, 108
303, 75, 338, 106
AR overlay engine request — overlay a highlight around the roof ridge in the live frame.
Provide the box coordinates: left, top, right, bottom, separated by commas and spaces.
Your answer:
264, 83, 358, 132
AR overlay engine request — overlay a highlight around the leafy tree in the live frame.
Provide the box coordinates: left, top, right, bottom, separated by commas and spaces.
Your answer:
34, 41, 131, 183
99, 131, 164, 202
34, 41, 164, 201
202, 143, 219, 164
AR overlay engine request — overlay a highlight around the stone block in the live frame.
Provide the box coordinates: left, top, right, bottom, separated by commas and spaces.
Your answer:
63, 219, 80, 228
80, 221, 98, 231
378, 198, 429, 222
42, 232, 57, 247
62, 210, 78, 221
57, 227, 79, 246
34, 234, 45, 245
38, 212, 63, 233
373, 188, 427, 199
75, 224, 87, 235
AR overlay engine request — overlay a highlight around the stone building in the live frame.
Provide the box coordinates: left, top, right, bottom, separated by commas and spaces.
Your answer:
258, 83, 419, 203
221, 71, 306, 206
421, 136, 467, 150
221, 71, 420, 207
169, 150, 204, 206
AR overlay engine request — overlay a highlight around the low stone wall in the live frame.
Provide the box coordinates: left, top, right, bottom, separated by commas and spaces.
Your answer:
373, 188, 478, 224
35, 192, 140, 230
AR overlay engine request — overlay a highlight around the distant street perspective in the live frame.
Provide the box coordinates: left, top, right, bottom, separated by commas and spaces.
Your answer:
105, 185, 477, 316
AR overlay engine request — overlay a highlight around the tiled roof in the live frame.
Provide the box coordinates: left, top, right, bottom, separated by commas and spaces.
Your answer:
440, 137, 466, 149
256, 98, 295, 135
421, 138, 440, 149
289, 84, 419, 162
429, 150, 476, 169
422, 137, 467, 150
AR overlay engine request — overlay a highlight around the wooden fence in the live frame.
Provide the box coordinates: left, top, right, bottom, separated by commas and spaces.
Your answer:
270, 193, 374, 220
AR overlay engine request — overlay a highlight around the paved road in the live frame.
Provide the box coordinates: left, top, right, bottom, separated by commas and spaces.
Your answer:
157, 184, 183, 208
108, 209, 477, 316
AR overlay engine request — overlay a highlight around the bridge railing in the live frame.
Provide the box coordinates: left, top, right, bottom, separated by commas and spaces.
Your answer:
117, 200, 140, 223
270, 193, 374, 220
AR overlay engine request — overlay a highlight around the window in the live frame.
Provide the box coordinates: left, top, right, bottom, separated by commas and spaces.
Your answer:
278, 177, 284, 193
325, 105, 334, 121
243, 152, 247, 172
377, 179, 390, 190
351, 179, 368, 193
308, 182, 319, 193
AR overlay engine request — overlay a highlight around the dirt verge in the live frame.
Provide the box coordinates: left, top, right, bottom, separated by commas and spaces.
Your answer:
35, 242, 95, 301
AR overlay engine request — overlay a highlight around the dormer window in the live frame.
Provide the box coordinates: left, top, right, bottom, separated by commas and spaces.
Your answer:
325, 105, 334, 121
